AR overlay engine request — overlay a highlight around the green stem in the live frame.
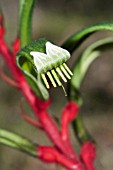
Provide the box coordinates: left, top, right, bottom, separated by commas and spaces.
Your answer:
68, 85, 92, 143
19, 0, 35, 47
68, 37, 113, 144
0, 129, 37, 157
68, 87, 93, 143
72, 115, 93, 144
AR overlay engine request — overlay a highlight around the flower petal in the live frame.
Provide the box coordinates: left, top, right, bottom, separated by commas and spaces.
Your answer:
30, 51, 48, 73
46, 42, 70, 63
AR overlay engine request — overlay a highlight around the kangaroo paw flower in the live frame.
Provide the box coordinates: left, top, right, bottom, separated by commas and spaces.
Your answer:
61, 102, 79, 141
30, 41, 73, 95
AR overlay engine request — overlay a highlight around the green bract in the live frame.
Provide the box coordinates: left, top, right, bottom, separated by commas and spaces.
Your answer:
16, 38, 73, 99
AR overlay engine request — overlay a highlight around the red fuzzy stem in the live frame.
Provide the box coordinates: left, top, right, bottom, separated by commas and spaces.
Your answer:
12, 37, 20, 56
0, 16, 24, 83
20, 81, 84, 168
0, 38, 24, 83
61, 102, 79, 140
37, 146, 84, 170
60, 102, 80, 159
80, 142, 96, 170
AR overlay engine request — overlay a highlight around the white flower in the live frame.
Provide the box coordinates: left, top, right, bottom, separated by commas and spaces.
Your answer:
30, 42, 70, 73
30, 42, 73, 94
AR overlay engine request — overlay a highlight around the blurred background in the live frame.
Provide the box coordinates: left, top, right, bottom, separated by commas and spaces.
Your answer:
0, 0, 113, 170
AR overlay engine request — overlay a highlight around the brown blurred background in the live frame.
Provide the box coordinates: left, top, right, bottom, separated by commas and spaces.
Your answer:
0, 0, 113, 170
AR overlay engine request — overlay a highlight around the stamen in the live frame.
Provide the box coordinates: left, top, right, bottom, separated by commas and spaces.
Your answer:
47, 71, 57, 87
56, 67, 67, 82
51, 69, 67, 95
41, 73, 50, 89
63, 63, 73, 76
61, 84, 67, 96
51, 69, 62, 86
60, 65, 71, 79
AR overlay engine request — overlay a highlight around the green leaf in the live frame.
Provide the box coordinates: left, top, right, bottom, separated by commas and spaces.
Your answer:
0, 129, 37, 157
16, 38, 49, 100
67, 36, 113, 143
19, 0, 35, 47
61, 19, 113, 145
62, 22, 113, 53
69, 37, 113, 104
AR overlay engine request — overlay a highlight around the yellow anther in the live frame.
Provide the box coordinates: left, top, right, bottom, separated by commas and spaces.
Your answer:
41, 73, 50, 89
56, 67, 67, 82
63, 63, 73, 76
60, 65, 71, 79
47, 71, 57, 87
51, 69, 62, 86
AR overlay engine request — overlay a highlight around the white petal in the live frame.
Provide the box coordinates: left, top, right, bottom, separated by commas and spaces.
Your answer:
30, 51, 48, 72
46, 42, 70, 61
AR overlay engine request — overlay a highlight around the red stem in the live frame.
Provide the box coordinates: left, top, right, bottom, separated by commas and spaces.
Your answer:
21, 81, 85, 169
0, 39, 25, 83
37, 146, 84, 170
